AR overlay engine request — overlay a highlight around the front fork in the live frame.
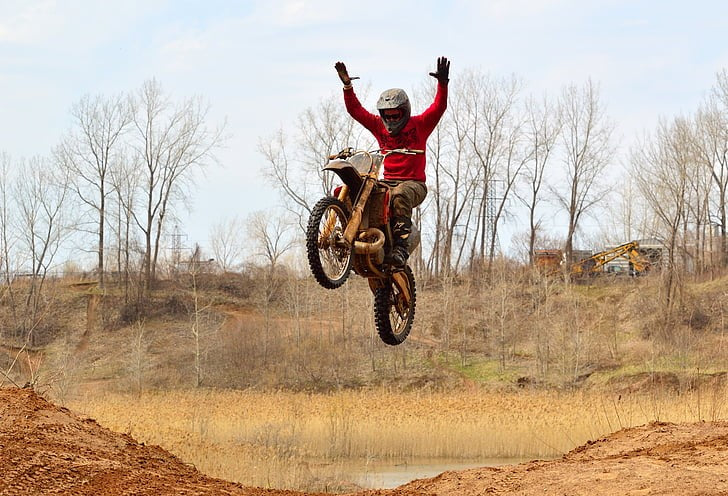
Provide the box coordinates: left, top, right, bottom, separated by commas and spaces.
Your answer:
344, 174, 377, 245
337, 185, 350, 202
319, 185, 350, 245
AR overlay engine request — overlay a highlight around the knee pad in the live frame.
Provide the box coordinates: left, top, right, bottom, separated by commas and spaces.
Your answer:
391, 196, 410, 218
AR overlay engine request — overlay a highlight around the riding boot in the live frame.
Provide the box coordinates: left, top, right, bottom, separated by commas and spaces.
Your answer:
389, 216, 412, 268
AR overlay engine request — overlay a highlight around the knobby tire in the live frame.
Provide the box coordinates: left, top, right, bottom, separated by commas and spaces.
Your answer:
374, 265, 416, 345
306, 197, 353, 289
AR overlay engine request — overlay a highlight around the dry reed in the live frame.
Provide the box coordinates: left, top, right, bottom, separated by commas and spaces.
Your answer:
70, 386, 728, 491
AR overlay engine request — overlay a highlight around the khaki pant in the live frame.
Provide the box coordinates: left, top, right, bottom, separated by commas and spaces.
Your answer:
384, 180, 428, 218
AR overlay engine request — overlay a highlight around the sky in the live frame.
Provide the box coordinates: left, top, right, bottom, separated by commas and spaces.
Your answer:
2, 0, 728, 260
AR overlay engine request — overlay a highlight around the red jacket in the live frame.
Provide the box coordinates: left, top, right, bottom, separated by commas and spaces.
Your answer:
343, 83, 448, 182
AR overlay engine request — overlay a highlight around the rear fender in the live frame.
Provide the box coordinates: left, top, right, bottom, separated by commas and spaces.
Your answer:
392, 271, 411, 304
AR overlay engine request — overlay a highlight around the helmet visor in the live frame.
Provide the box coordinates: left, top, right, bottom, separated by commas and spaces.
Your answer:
381, 109, 404, 122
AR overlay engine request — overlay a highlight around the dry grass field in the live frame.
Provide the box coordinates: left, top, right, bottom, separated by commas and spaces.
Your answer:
69, 385, 728, 491
5, 270, 728, 491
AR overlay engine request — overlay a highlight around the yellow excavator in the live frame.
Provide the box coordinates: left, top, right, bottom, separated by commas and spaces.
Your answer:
535, 241, 652, 277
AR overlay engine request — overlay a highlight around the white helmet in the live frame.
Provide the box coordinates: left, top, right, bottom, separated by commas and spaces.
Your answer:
376, 88, 411, 135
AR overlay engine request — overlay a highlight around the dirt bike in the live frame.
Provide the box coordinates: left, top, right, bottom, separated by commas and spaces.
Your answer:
306, 148, 422, 345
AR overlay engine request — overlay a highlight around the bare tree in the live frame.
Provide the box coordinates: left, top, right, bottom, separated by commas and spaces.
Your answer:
109, 158, 141, 302
0, 153, 17, 337
518, 93, 561, 264
465, 72, 524, 268
530, 276, 557, 379
248, 210, 295, 271
425, 75, 481, 276
187, 266, 211, 388
683, 117, 712, 274
694, 76, 728, 267
483, 108, 532, 274
632, 117, 693, 308
130, 79, 225, 291
11, 156, 71, 343
247, 210, 295, 364
209, 215, 246, 272
594, 175, 658, 252
424, 71, 524, 275
554, 290, 593, 383
490, 267, 519, 370
259, 130, 311, 229
556, 79, 615, 266
259, 92, 368, 233
298, 96, 363, 195
56, 93, 132, 288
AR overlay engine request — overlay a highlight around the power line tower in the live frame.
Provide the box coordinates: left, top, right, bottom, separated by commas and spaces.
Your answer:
169, 224, 188, 274
485, 179, 502, 259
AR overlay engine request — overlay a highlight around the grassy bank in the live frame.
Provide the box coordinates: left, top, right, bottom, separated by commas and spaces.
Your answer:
70, 386, 728, 491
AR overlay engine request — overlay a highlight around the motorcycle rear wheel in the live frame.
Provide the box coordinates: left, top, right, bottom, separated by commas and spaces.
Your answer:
306, 197, 353, 289
374, 265, 416, 345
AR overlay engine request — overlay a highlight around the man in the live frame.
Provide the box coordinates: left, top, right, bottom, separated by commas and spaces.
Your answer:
334, 56, 449, 267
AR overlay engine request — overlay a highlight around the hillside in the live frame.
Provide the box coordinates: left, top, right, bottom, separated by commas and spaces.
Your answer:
3, 270, 728, 396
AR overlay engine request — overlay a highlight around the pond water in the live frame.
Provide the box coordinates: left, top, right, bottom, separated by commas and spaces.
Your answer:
344, 458, 532, 489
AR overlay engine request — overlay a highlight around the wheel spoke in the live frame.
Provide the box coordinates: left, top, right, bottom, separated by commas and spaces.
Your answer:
316, 207, 349, 280
306, 197, 352, 289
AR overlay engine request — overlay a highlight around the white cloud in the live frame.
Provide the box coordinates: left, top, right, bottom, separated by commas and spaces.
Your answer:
158, 30, 208, 72
0, 0, 61, 43
469, 0, 571, 20
252, 0, 366, 27
2, 0, 728, 248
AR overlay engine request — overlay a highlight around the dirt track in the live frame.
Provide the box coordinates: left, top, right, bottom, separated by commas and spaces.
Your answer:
2, 387, 727, 495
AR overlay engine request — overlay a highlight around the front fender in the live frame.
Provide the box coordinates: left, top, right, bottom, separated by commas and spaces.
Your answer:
324, 160, 364, 194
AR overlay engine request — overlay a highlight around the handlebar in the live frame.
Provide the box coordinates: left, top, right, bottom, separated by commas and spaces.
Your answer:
382, 148, 425, 155
328, 148, 424, 160
328, 147, 356, 160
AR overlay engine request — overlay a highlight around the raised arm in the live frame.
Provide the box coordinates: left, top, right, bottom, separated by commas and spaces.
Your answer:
420, 56, 450, 134
335, 61, 381, 134
429, 56, 450, 85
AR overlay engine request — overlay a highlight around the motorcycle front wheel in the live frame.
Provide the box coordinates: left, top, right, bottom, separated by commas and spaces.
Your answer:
374, 265, 416, 345
306, 197, 353, 289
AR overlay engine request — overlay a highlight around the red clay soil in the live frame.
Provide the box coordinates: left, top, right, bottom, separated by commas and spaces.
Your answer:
2, 387, 728, 496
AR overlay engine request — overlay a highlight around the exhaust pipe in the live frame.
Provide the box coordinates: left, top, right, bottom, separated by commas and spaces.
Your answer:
354, 228, 385, 254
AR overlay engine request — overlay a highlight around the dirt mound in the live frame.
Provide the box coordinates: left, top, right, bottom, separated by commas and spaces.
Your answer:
0, 387, 307, 496
3, 387, 728, 496
366, 422, 728, 496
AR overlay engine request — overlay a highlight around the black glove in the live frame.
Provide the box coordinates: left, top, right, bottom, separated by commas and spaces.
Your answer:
429, 56, 450, 84
335, 61, 351, 86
